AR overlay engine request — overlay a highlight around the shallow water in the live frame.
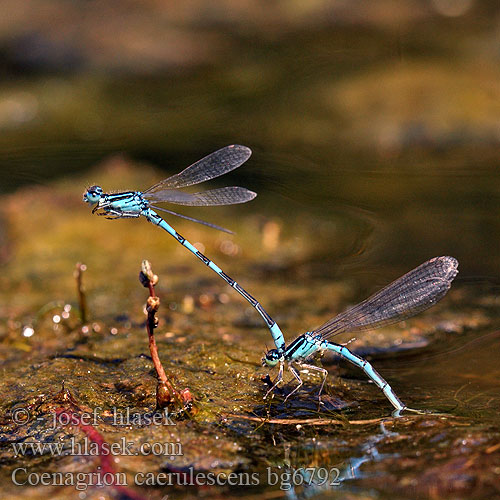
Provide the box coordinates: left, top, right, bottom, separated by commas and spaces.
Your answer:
0, 164, 499, 500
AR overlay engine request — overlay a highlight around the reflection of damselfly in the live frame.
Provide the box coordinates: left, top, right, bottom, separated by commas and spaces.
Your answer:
262, 256, 458, 413
285, 424, 399, 500
83, 145, 286, 350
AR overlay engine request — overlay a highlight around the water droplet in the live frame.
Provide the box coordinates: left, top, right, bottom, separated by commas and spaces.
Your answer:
23, 326, 35, 337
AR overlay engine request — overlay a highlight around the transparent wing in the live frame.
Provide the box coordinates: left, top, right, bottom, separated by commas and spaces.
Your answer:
150, 205, 233, 234
314, 256, 459, 339
144, 186, 256, 206
144, 145, 252, 192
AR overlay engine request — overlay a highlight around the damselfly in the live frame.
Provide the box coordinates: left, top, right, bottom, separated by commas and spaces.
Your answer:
262, 256, 458, 413
83, 145, 286, 350
83, 146, 458, 412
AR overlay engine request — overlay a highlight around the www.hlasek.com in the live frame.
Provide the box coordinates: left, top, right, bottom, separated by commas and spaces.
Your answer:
12, 467, 341, 491
12, 436, 183, 458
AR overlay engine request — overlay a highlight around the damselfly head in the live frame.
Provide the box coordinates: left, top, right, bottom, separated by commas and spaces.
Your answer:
83, 185, 103, 205
262, 349, 280, 367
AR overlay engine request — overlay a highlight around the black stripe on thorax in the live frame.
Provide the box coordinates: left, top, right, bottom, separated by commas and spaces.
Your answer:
106, 191, 137, 202
285, 335, 307, 359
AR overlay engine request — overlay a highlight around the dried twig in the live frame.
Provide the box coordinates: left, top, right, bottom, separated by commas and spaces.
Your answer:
224, 413, 388, 426
224, 412, 467, 427
74, 262, 88, 324
139, 260, 194, 410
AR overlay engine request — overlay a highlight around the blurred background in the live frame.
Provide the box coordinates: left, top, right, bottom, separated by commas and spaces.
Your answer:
0, 0, 499, 277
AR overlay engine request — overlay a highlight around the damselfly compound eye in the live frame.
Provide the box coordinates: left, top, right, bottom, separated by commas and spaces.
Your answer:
84, 185, 103, 204
263, 349, 280, 367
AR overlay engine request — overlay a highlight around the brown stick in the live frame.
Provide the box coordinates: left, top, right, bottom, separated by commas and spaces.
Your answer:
74, 262, 88, 324
224, 413, 388, 426
140, 260, 194, 409
224, 412, 468, 427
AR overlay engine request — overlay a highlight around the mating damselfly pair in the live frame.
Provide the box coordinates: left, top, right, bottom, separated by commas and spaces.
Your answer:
83, 145, 458, 413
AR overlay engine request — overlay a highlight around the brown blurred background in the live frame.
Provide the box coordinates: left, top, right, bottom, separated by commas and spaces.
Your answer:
0, 0, 499, 277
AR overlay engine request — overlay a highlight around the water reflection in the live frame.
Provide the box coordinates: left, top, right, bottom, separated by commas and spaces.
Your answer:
284, 423, 400, 500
